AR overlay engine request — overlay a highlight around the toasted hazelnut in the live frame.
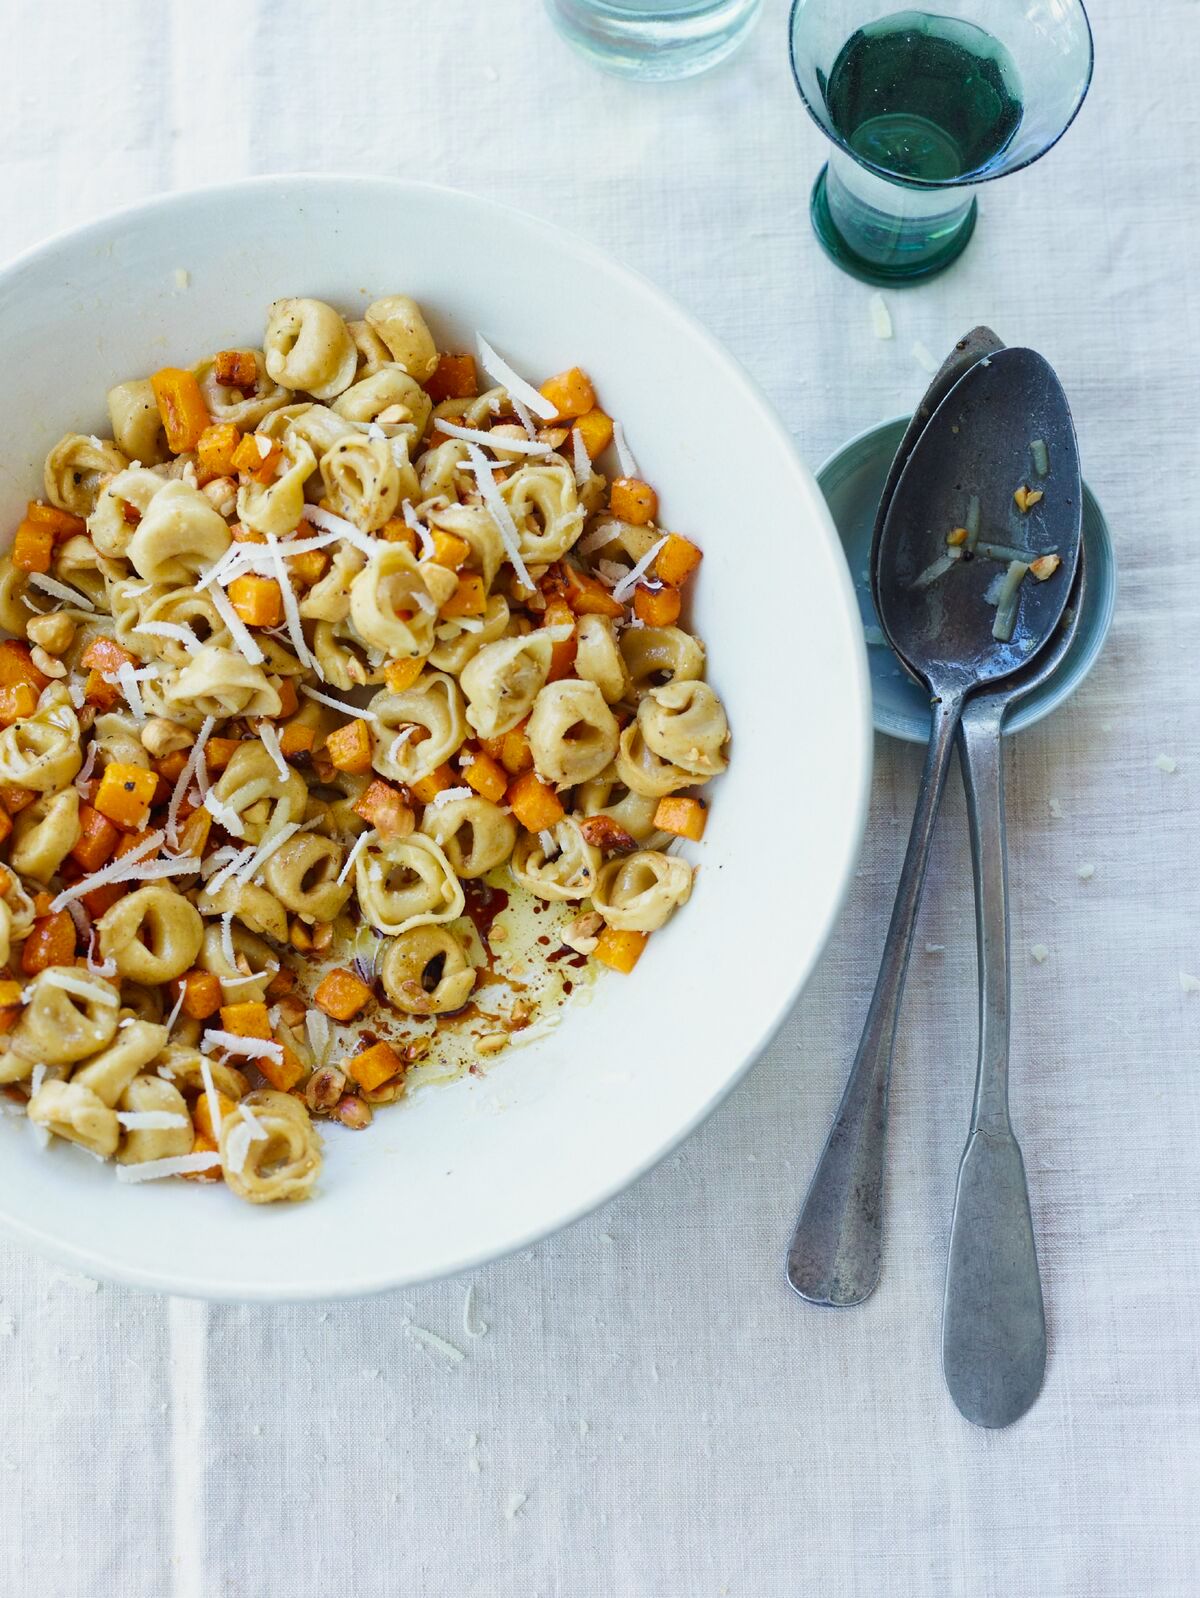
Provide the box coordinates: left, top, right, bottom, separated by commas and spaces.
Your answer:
201, 476, 238, 518
26, 613, 77, 655
475, 1032, 509, 1057
561, 911, 603, 956
330, 1093, 372, 1130
946, 527, 968, 548
304, 1065, 346, 1113
29, 644, 67, 679
140, 716, 194, 758
310, 921, 334, 953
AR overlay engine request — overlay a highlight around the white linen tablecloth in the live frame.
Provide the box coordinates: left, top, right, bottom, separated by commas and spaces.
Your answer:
1, 1, 1197, 1593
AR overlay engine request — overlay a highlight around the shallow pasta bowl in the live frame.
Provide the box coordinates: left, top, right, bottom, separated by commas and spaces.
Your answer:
0, 176, 871, 1300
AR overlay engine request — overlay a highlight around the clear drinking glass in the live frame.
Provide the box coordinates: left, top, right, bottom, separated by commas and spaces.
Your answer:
545, 0, 765, 81
789, 0, 1093, 284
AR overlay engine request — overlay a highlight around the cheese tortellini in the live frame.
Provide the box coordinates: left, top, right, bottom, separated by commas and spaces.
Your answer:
0, 289, 727, 1206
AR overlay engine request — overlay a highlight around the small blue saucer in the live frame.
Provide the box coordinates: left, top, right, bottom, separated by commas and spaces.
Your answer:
819, 415, 1116, 743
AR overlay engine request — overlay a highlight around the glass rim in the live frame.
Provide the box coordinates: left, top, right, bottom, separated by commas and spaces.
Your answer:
787, 0, 1095, 192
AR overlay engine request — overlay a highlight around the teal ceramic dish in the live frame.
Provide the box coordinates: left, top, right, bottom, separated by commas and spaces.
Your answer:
819, 415, 1115, 743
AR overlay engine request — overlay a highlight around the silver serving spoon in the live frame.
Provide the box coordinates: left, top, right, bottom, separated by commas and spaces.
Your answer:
786, 347, 1082, 1309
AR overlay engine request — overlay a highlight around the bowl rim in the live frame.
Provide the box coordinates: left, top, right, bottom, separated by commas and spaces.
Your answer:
0, 174, 873, 1299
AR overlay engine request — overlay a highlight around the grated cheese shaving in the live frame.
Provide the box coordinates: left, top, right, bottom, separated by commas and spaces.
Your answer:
27, 573, 96, 611
511, 396, 538, 439
1179, 972, 1200, 995
571, 426, 590, 489
434, 419, 551, 457
538, 829, 557, 856
264, 532, 314, 670
257, 721, 289, 781
201, 1030, 284, 1063
168, 715, 215, 846
116, 1111, 189, 1131
239, 1100, 268, 1141
612, 420, 638, 479
337, 831, 369, 886
232, 821, 303, 886
868, 292, 893, 339
204, 845, 257, 897
220, 911, 236, 968
475, 335, 557, 421
134, 621, 199, 653
51, 831, 165, 911
912, 339, 939, 375
114, 661, 146, 722
116, 1151, 222, 1183
463, 445, 533, 590
164, 985, 186, 1036
209, 581, 265, 665
403, 1318, 466, 1365
224, 1119, 253, 1176
577, 523, 615, 557
73, 743, 100, 795
611, 535, 668, 604
463, 1284, 489, 1338
300, 684, 379, 721
299, 503, 377, 557
429, 786, 471, 808
203, 790, 245, 836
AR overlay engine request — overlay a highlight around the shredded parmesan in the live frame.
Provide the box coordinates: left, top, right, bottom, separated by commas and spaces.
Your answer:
434, 419, 551, 457
116, 1111, 189, 1131
224, 1120, 253, 1176
27, 573, 96, 611
239, 1100, 268, 1141
538, 829, 557, 856
337, 831, 369, 886
463, 445, 533, 589
232, 821, 303, 886
168, 715, 215, 845
912, 339, 939, 375
299, 503, 377, 557
204, 845, 257, 897
577, 523, 615, 558
571, 426, 590, 489
404, 501, 435, 560
201, 1030, 284, 1063
209, 581, 266, 666
404, 1319, 466, 1365
463, 1284, 488, 1338
300, 684, 379, 721
257, 721, 289, 781
114, 661, 146, 722
868, 292, 893, 339
511, 396, 538, 439
475, 335, 557, 421
73, 742, 99, 795
51, 831, 165, 911
203, 790, 245, 835
429, 786, 471, 808
164, 985, 186, 1036
134, 621, 199, 653
611, 536, 668, 604
116, 1151, 222, 1183
612, 420, 638, 479
264, 532, 314, 670
1179, 972, 1200, 995
388, 727, 416, 765
220, 911, 236, 968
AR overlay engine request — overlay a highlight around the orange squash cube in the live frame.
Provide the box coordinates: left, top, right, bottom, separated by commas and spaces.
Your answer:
441, 573, 487, 619
193, 1090, 236, 1141
0, 811, 11, 849
80, 881, 127, 919
325, 717, 373, 776
25, 502, 86, 538
279, 723, 316, 759
0, 683, 37, 727
70, 804, 119, 873
176, 808, 212, 860
218, 1001, 272, 1040
231, 432, 282, 483
287, 547, 331, 584
151, 367, 211, 453
228, 574, 283, 629
481, 718, 533, 777
425, 353, 479, 405
172, 969, 224, 1021
410, 763, 456, 805
379, 517, 417, 552
655, 533, 702, 587
609, 478, 658, 526
430, 528, 470, 569
21, 911, 76, 975
179, 1129, 222, 1182
195, 422, 242, 484
593, 926, 648, 974
564, 565, 623, 619
633, 584, 682, 627
313, 968, 373, 1022
213, 350, 258, 389
463, 748, 508, 804
543, 599, 577, 682
507, 771, 565, 833
653, 795, 707, 842
94, 762, 158, 831
573, 407, 614, 460
258, 1039, 306, 1094
80, 636, 135, 677
347, 1039, 404, 1093
11, 520, 54, 574
0, 978, 23, 1008
352, 778, 414, 839
0, 640, 50, 694
203, 737, 240, 772
539, 368, 596, 422
384, 656, 427, 692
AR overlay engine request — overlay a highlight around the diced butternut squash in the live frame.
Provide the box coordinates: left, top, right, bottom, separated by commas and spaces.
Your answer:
463, 748, 507, 804
543, 598, 577, 682
172, 969, 224, 1021
230, 521, 266, 544
0, 640, 50, 694
193, 1090, 236, 1140
80, 636, 135, 676
83, 670, 119, 710
213, 350, 258, 389
593, 926, 648, 974
633, 584, 681, 627
653, 795, 707, 842
11, 519, 54, 574
573, 407, 614, 460
425, 352, 479, 404
176, 808, 212, 860
0, 811, 11, 848
151, 367, 211, 453
440, 573, 486, 619
154, 749, 189, 787
21, 911, 76, 975
114, 827, 155, 861
258, 1039, 306, 1094
353, 778, 414, 839
287, 547, 331, 584
378, 517, 417, 552
32, 891, 53, 917
564, 564, 623, 619
218, 1001, 271, 1040
313, 968, 373, 1023
347, 1039, 404, 1093
179, 1130, 222, 1181
481, 718, 533, 777
325, 717, 373, 775
94, 763, 158, 831
0, 683, 37, 727
70, 804, 119, 873
25, 502, 86, 538
609, 478, 658, 526
195, 422, 242, 483
507, 770, 565, 833
655, 533, 702, 587
228, 574, 283, 629
0, 1006, 20, 1035
410, 763, 456, 805
539, 367, 596, 422
231, 431, 282, 483
203, 736, 240, 772
430, 528, 470, 569
384, 656, 427, 692
273, 677, 299, 721
80, 881, 127, 918
264, 965, 295, 1000
278, 723, 315, 760
0, 978, 23, 1007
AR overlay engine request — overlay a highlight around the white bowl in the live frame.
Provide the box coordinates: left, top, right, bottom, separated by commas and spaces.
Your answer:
0, 177, 871, 1300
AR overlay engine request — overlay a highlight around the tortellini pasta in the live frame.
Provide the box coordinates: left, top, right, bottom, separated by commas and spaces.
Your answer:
0, 289, 727, 1206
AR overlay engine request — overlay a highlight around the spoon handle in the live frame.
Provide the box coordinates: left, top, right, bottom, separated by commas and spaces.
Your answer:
787, 690, 965, 1307
942, 701, 1046, 1427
